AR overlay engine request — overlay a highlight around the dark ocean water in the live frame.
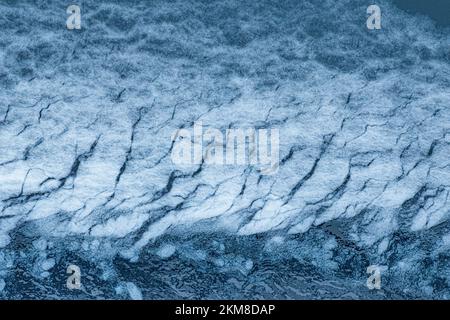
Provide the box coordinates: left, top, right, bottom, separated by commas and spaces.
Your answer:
393, 0, 450, 27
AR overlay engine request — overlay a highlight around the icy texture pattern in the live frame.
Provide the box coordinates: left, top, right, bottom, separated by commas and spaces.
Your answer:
0, 0, 449, 299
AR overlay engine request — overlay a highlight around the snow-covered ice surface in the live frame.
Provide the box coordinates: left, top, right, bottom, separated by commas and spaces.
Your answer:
0, 0, 449, 299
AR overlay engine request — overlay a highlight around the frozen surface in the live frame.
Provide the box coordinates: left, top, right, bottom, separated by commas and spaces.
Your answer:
0, 0, 449, 299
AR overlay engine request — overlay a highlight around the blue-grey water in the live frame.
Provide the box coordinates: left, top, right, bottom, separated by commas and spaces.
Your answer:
0, 0, 449, 299
392, 0, 450, 27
